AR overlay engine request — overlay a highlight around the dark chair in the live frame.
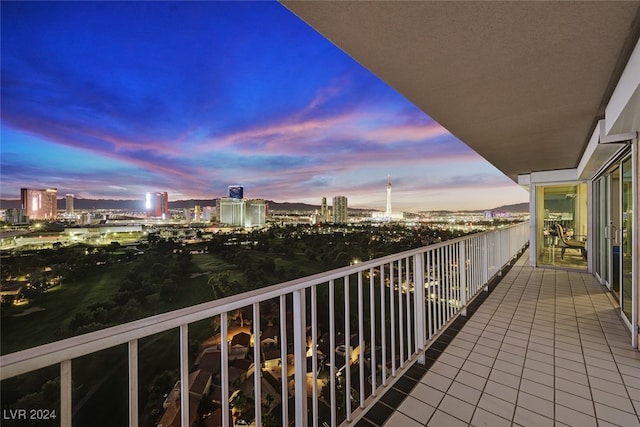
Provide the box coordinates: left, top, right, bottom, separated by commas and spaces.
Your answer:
555, 224, 586, 259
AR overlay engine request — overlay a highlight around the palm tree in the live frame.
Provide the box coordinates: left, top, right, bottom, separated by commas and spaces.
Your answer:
207, 272, 230, 299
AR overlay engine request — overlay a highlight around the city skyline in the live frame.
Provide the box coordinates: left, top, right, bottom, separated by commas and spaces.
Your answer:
0, 1, 529, 212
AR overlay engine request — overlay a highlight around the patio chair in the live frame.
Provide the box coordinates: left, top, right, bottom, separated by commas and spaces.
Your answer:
555, 224, 586, 259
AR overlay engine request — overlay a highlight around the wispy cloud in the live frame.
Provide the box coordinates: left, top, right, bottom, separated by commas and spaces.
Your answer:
0, 1, 528, 210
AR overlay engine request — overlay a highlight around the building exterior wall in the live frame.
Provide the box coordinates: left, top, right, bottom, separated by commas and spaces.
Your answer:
65, 194, 74, 214
332, 196, 348, 224
5, 208, 27, 224
218, 197, 245, 227
146, 192, 169, 218
20, 188, 58, 220
244, 199, 266, 228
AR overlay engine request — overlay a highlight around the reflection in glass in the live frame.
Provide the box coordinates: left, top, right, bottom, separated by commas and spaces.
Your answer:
536, 184, 588, 270
621, 157, 633, 322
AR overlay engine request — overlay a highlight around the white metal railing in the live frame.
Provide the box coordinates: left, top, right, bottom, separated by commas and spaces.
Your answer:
1, 221, 529, 427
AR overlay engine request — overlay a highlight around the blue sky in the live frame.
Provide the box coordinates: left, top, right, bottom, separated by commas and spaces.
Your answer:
0, 1, 528, 211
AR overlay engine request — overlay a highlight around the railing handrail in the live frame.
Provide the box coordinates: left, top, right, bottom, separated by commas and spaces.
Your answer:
1, 221, 529, 380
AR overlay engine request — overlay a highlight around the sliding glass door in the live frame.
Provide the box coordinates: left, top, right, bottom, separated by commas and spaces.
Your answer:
594, 175, 611, 289
536, 183, 588, 270
621, 156, 633, 323
594, 152, 634, 330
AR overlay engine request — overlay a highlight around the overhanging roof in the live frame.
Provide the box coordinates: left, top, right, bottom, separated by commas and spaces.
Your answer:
282, 1, 640, 182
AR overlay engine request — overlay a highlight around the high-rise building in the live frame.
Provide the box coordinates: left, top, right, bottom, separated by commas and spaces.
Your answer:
20, 188, 58, 220
146, 192, 169, 218
66, 194, 74, 214
385, 175, 392, 218
202, 206, 214, 222
320, 197, 331, 223
5, 208, 27, 225
78, 212, 91, 225
244, 199, 266, 228
217, 197, 245, 226
217, 198, 266, 228
332, 196, 348, 224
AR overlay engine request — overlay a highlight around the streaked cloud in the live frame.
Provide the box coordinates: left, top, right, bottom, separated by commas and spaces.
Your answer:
0, 1, 528, 210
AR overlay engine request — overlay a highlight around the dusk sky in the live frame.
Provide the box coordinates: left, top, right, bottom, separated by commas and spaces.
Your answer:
1, 1, 529, 211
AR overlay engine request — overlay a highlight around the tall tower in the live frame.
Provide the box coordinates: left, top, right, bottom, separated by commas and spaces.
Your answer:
385, 175, 392, 218
333, 196, 349, 224
332, 196, 348, 224
66, 194, 74, 214
320, 197, 328, 222
21, 188, 58, 220
145, 191, 169, 218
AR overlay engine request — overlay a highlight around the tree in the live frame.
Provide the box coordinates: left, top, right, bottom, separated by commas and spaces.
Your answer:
229, 308, 244, 327
262, 412, 279, 427
159, 278, 178, 303
208, 272, 232, 299
262, 258, 275, 274
121, 299, 141, 322
231, 390, 249, 419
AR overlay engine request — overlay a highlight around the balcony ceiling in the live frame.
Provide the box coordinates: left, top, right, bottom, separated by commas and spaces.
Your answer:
282, 1, 640, 181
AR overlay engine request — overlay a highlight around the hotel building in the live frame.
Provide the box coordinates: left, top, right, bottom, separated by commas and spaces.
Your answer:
146, 191, 169, 218
65, 194, 74, 215
20, 187, 58, 220
217, 197, 266, 228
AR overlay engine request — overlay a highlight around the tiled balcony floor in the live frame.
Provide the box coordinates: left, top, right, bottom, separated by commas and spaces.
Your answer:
358, 251, 640, 427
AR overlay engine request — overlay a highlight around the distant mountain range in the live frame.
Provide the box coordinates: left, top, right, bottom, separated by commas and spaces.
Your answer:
417, 202, 529, 214
0, 198, 530, 213
490, 202, 529, 213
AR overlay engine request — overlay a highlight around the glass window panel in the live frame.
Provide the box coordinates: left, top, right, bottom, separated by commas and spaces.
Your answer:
536, 184, 587, 270
621, 157, 633, 322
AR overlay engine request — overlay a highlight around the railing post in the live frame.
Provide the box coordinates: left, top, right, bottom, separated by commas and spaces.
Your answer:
389, 263, 396, 377
405, 257, 412, 357
413, 253, 426, 364
459, 242, 468, 317
483, 234, 489, 290
497, 229, 503, 276
328, 280, 337, 426
397, 259, 405, 366
293, 288, 307, 427
344, 274, 352, 420
357, 271, 365, 409
253, 303, 262, 426
60, 360, 72, 427
221, 313, 230, 427
369, 267, 377, 395
128, 339, 139, 427
380, 266, 387, 386
425, 251, 433, 340
179, 324, 189, 427
311, 285, 319, 425
279, 295, 288, 427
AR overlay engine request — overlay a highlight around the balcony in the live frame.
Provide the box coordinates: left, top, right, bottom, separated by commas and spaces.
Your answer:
358, 252, 640, 427
2, 221, 639, 426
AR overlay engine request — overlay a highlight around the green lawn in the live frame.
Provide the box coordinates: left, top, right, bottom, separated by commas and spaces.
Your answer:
1, 263, 131, 354
1, 254, 237, 355
1, 249, 337, 356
